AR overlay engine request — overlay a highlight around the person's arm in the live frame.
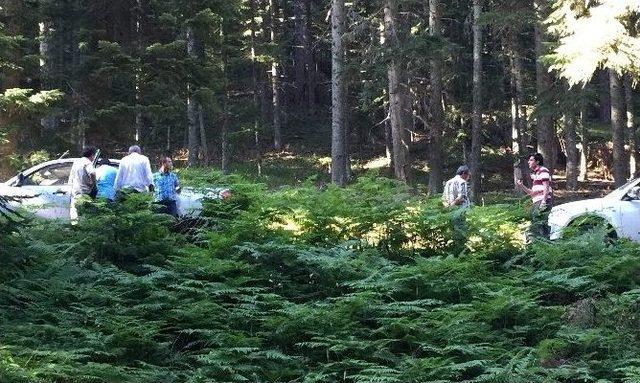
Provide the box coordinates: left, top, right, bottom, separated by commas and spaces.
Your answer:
540, 180, 550, 207
86, 163, 97, 185
516, 179, 533, 196
174, 174, 181, 194
144, 158, 153, 190
114, 162, 123, 191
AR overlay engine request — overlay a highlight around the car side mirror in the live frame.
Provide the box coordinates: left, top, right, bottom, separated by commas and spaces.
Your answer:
628, 186, 640, 200
16, 172, 25, 187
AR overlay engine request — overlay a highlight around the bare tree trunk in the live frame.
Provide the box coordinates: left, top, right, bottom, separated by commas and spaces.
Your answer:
270, 0, 283, 150
565, 113, 578, 190
133, 0, 143, 143
624, 74, 637, 177
470, 0, 483, 203
509, 38, 528, 189
427, 0, 443, 194
534, 0, 555, 173
198, 105, 209, 164
166, 125, 171, 151
39, 20, 57, 131
610, 70, 627, 187
304, 0, 316, 113
250, 0, 263, 175
578, 105, 588, 181
221, 94, 230, 174
331, 0, 348, 186
384, 0, 411, 182
186, 26, 199, 166
294, 0, 306, 106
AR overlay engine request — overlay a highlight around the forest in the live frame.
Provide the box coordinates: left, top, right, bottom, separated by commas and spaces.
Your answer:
2, 0, 640, 382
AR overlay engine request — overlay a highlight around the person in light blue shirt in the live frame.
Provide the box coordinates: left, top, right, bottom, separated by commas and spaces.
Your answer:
153, 155, 180, 217
95, 159, 117, 201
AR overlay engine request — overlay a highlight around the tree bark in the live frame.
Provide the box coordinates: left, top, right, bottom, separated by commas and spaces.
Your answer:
331, 0, 348, 186
624, 74, 636, 177
509, 38, 528, 188
186, 26, 199, 166
384, 0, 411, 182
578, 107, 589, 182
133, 0, 143, 143
610, 70, 627, 187
427, 0, 443, 194
250, 0, 263, 175
534, 0, 555, 173
270, 0, 283, 150
304, 0, 316, 113
198, 104, 209, 164
39, 20, 57, 131
564, 113, 578, 190
294, 0, 306, 106
470, 0, 483, 203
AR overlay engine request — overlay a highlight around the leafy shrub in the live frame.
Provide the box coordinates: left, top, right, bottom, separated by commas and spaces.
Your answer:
2, 173, 640, 382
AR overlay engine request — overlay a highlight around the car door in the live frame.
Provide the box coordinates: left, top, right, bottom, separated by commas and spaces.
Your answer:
617, 181, 640, 240
13, 162, 73, 219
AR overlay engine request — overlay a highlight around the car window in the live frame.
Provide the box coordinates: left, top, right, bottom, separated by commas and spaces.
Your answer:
23, 163, 73, 186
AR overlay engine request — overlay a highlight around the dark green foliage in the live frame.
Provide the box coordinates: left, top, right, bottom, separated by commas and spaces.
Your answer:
2, 175, 640, 382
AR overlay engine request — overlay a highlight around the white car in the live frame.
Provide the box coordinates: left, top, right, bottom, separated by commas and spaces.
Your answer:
0, 158, 229, 220
548, 177, 640, 241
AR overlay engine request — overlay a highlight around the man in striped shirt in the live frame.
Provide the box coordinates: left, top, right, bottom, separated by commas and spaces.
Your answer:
517, 153, 552, 238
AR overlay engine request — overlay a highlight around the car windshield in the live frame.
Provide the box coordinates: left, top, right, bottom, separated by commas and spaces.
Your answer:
605, 177, 640, 200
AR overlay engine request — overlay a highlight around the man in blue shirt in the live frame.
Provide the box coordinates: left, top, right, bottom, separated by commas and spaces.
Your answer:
153, 155, 180, 217
95, 159, 117, 201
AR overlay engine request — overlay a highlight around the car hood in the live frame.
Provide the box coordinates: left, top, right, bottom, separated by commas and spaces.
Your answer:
0, 184, 40, 198
550, 198, 620, 222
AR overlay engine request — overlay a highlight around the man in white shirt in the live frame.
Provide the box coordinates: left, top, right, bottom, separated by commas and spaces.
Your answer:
114, 145, 153, 193
442, 165, 471, 208
68, 146, 97, 222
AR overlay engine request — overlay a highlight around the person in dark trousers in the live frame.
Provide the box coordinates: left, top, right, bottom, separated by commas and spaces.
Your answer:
152, 155, 180, 217
517, 153, 553, 238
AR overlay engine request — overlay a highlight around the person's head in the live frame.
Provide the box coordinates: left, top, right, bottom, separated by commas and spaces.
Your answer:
528, 153, 544, 170
82, 146, 98, 160
128, 145, 141, 155
159, 155, 173, 172
456, 165, 470, 181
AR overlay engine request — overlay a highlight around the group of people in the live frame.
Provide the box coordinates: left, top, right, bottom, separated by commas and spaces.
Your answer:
68, 145, 181, 221
443, 152, 553, 238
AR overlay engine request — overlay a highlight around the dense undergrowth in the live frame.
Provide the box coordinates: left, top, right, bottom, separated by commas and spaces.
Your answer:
2, 171, 640, 382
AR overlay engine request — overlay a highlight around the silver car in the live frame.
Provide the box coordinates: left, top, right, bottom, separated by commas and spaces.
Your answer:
0, 158, 228, 220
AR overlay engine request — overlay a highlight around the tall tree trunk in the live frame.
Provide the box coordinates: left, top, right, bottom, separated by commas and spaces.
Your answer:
578, 107, 589, 182
294, 0, 306, 106
610, 70, 627, 187
624, 74, 636, 177
39, 20, 57, 131
470, 0, 483, 203
250, 0, 263, 175
186, 26, 199, 166
427, 0, 443, 194
133, 0, 143, 143
304, 0, 316, 113
198, 105, 209, 164
270, 0, 282, 150
331, 0, 348, 186
534, 0, 555, 173
221, 93, 230, 174
384, 0, 411, 182
564, 113, 578, 190
509, 38, 528, 188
